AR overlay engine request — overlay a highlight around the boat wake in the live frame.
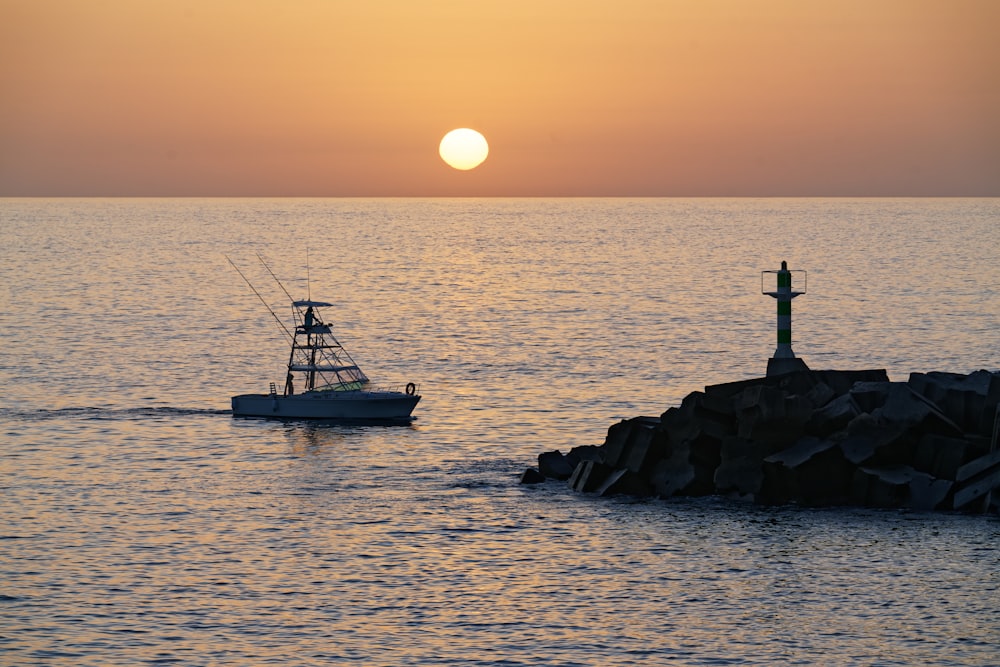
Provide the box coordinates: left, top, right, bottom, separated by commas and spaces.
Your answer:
0, 406, 231, 422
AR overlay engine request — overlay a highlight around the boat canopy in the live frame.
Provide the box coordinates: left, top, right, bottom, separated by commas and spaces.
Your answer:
288, 364, 364, 373
293, 300, 334, 308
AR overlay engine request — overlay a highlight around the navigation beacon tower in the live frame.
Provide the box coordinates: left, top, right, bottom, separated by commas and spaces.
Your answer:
762, 260, 810, 376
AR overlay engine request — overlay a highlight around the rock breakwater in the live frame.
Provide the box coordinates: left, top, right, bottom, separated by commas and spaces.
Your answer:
525, 369, 1000, 513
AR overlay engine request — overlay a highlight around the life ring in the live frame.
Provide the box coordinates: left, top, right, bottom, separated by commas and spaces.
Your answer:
405, 382, 417, 396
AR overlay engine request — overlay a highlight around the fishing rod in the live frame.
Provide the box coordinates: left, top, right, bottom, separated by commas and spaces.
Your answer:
255, 251, 298, 307
225, 254, 294, 343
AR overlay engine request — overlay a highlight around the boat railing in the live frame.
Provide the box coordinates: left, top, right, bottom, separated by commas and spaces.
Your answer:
300, 381, 419, 396
357, 382, 419, 396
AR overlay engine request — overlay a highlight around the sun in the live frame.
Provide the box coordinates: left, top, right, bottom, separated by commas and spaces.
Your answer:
439, 128, 489, 170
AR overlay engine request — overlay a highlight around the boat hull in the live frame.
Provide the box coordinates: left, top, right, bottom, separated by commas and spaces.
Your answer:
231, 390, 420, 421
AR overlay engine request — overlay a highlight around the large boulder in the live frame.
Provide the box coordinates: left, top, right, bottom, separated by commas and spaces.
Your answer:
806, 393, 861, 437
537, 450, 575, 480
908, 472, 954, 511
851, 466, 952, 511
849, 381, 891, 414
600, 419, 633, 469
736, 385, 812, 449
813, 369, 890, 396
914, 434, 972, 479
874, 383, 963, 436
621, 420, 667, 473
648, 433, 725, 498
519, 467, 546, 484
950, 448, 1000, 511
568, 459, 615, 493
566, 445, 604, 470
649, 443, 696, 498
852, 465, 912, 508
838, 413, 911, 467
713, 437, 765, 498
594, 468, 653, 497
760, 436, 852, 506
909, 370, 1000, 436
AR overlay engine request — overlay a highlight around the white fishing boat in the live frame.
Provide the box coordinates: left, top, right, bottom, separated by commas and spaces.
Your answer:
229, 260, 420, 422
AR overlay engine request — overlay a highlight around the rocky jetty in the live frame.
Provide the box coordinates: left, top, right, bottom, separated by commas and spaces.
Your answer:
525, 369, 1000, 513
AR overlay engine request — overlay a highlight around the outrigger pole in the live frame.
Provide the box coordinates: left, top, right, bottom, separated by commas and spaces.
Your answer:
255, 252, 298, 309
225, 255, 294, 342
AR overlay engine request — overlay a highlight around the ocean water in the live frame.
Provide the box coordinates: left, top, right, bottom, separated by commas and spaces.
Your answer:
1, 198, 998, 666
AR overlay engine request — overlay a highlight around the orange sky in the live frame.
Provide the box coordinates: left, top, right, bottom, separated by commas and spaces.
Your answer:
1, 0, 998, 196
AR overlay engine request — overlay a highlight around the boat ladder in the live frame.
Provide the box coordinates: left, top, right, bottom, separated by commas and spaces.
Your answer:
269, 382, 278, 396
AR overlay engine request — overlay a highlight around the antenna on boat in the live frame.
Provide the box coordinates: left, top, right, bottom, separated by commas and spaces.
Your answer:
306, 248, 312, 302
225, 255, 294, 342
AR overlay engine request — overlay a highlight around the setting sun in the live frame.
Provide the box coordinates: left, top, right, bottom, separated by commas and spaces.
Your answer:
439, 129, 489, 171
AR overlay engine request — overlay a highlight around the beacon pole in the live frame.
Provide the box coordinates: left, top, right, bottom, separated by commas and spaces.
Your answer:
762, 260, 809, 376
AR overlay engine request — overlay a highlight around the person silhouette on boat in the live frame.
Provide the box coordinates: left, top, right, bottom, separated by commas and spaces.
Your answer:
284, 372, 294, 396
303, 306, 316, 330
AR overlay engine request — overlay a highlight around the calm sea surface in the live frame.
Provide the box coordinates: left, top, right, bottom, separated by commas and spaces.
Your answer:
1, 198, 998, 666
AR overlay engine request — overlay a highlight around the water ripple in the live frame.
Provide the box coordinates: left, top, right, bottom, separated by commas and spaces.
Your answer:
1, 198, 998, 666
